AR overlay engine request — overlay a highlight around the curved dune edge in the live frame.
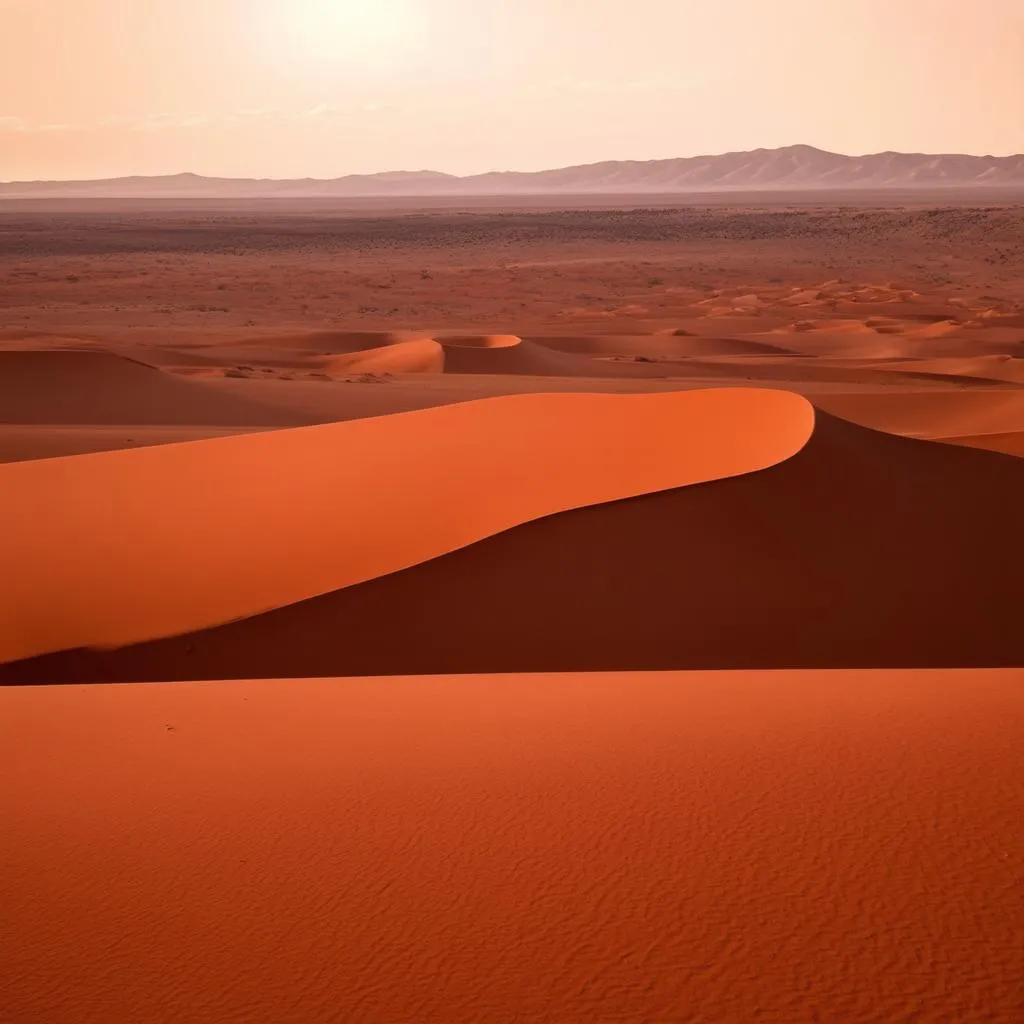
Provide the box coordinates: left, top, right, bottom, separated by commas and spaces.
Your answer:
0, 388, 814, 663
321, 338, 445, 375
939, 431, 1024, 457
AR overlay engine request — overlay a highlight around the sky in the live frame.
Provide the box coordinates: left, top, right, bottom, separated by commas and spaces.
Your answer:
1, 0, 1022, 181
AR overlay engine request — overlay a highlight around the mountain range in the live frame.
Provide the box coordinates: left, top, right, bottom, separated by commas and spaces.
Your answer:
3, 145, 1023, 197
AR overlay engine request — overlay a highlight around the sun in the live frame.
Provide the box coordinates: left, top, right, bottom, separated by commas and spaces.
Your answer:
280, 0, 424, 65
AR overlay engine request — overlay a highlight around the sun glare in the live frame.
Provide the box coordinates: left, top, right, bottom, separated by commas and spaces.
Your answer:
280, 0, 424, 65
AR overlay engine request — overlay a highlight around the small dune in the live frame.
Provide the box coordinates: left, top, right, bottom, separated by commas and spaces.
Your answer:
439, 336, 669, 376
436, 334, 522, 349
322, 338, 445, 375
876, 356, 1024, 385
815, 391, 1024, 439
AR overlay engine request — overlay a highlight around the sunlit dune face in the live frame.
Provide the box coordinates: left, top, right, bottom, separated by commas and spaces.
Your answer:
273, 0, 426, 67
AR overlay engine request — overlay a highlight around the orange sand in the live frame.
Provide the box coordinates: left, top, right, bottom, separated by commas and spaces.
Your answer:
0, 389, 813, 663
2, 670, 1021, 1023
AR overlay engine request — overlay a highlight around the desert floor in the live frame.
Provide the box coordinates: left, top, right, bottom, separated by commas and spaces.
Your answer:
1, 196, 1022, 1022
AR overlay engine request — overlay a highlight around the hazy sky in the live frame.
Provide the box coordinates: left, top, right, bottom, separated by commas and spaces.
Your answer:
1, 0, 1021, 180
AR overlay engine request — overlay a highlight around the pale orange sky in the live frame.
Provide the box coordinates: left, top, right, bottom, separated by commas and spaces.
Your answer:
1, 0, 1021, 181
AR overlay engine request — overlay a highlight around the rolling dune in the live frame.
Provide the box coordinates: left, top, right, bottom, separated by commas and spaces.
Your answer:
876, 356, 1024, 385
0, 349, 307, 427
246, 329, 431, 354
5, 410, 1022, 684
815, 390, 1024, 439
0, 388, 813, 666
322, 337, 445, 375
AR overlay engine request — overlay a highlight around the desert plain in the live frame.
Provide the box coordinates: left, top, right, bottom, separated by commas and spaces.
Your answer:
1, 194, 1022, 1022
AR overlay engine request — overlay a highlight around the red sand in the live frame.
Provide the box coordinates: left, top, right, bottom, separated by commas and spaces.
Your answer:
2, 202, 1023, 1023
2, 670, 1021, 1024
0, 389, 813, 663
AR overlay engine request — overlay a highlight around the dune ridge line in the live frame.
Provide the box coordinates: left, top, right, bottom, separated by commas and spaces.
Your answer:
0, 388, 814, 663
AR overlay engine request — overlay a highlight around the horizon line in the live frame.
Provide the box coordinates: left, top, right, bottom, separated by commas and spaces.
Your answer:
5, 143, 1024, 186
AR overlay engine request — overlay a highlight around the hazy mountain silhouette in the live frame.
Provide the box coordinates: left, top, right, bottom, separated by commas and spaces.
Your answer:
4, 145, 1023, 197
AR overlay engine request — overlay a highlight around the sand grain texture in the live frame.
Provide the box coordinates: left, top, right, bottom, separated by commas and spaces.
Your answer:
1, 670, 1021, 1024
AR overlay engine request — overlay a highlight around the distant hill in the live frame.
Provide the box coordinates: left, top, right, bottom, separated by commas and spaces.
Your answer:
3, 145, 1024, 198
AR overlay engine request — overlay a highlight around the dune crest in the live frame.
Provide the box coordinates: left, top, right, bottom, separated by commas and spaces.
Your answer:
322, 338, 445, 375
0, 389, 813, 664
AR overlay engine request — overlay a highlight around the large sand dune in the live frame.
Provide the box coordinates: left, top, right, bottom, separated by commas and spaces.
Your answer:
0, 349, 306, 427
5, 410, 1022, 683
2, 670, 1020, 1023
0, 388, 813, 666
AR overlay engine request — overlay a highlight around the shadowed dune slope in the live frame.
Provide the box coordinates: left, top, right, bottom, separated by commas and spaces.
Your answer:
5, 412, 1021, 684
0, 389, 813, 665
0, 349, 308, 427
322, 338, 445, 375
531, 334, 796, 358
2, 670, 1020, 1023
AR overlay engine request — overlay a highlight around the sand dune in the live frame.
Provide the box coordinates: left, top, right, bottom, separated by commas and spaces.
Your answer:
941, 431, 1024, 457
0, 389, 813, 666
440, 335, 668, 376
438, 333, 522, 348
2, 670, 1020, 1023
6, 410, 1022, 683
815, 390, 1024, 439
877, 356, 1024, 385
247, 329, 431, 354
322, 338, 445, 375
0, 349, 306, 427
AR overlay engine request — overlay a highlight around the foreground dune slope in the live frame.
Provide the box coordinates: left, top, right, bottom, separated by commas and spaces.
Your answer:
2, 670, 1021, 1024
9, 410, 1019, 684
0, 388, 813, 665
